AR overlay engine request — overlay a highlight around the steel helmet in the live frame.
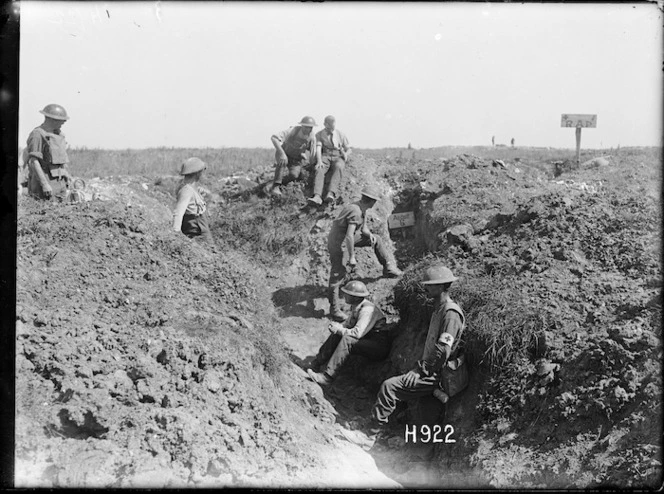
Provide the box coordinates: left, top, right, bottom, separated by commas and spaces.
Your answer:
179, 157, 207, 176
341, 280, 370, 298
360, 186, 381, 201
298, 116, 317, 127
39, 104, 69, 121
421, 265, 458, 285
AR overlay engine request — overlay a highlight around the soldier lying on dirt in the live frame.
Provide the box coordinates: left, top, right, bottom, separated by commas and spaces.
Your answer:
327, 185, 403, 321
342, 265, 467, 450
172, 157, 213, 243
269, 116, 317, 197
25, 104, 73, 201
307, 280, 394, 387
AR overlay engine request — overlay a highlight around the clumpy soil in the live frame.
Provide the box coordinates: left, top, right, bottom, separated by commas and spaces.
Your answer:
15, 147, 662, 488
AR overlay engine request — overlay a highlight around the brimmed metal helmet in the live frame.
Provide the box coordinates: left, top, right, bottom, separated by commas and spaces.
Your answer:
298, 116, 316, 127
421, 265, 458, 285
39, 104, 69, 121
341, 280, 370, 298
360, 186, 381, 201
179, 157, 207, 176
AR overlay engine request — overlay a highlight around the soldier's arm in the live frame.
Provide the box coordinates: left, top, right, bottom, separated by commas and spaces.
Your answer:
28, 157, 51, 191
172, 186, 194, 232
345, 222, 358, 265
343, 305, 375, 339
421, 311, 462, 376
341, 133, 352, 159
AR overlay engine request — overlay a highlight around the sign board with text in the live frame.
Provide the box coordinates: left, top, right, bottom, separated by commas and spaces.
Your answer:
388, 211, 415, 229
561, 114, 597, 128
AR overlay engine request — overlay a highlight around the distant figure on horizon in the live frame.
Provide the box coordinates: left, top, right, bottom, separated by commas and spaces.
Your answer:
172, 157, 213, 243
511, 137, 515, 148
269, 116, 317, 197
25, 104, 73, 201
491, 135, 495, 147
308, 115, 352, 207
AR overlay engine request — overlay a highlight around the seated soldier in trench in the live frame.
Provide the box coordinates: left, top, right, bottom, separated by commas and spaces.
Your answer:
341, 265, 467, 449
306, 280, 393, 387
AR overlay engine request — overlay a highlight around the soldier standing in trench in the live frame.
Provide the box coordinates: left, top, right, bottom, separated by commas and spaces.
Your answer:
342, 265, 465, 449
172, 157, 213, 243
307, 280, 393, 386
269, 116, 317, 197
25, 104, 73, 201
326, 186, 402, 322
308, 115, 352, 206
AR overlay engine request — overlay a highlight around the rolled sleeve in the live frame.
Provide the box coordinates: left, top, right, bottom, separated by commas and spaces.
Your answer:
271, 128, 291, 143
26, 129, 45, 160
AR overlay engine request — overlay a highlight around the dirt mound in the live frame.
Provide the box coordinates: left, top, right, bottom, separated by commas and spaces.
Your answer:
15, 192, 398, 487
380, 151, 662, 488
15, 147, 662, 488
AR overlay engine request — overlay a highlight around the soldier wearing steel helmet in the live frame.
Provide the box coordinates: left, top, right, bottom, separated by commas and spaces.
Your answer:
269, 116, 318, 197
326, 186, 402, 321
172, 157, 213, 243
307, 280, 392, 387
25, 104, 73, 201
343, 265, 466, 448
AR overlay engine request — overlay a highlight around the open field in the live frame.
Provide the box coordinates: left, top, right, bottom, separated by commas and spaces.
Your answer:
58, 145, 661, 180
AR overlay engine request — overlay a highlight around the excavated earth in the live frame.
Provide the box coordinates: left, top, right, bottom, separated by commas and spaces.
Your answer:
15, 147, 662, 488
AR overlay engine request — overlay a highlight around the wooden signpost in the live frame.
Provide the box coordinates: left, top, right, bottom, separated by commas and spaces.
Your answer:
561, 114, 597, 163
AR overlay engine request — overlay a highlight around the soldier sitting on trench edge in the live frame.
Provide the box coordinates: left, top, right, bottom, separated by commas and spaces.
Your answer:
307, 280, 393, 387
269, 116, 317, 197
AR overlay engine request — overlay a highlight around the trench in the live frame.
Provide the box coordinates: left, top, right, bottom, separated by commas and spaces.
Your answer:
271, 168, 490, 487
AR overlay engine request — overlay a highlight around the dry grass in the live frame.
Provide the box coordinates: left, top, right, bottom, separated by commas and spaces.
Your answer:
67, 147, 273, 179
394, 256, 548, 370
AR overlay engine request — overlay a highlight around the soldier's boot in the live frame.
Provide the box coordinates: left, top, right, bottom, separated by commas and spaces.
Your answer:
307, 369, 333, 387
382, 262, 403, 278
271, 184, 283, 196
328, 287, 348, 322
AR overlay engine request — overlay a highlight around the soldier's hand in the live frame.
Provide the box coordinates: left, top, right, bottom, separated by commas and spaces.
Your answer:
328, 322, 343, 334
368, 233, 377, 246
403, 370, 420, 388
277, 150, 288, 166
43, 186, 53, 200
348, 257, 357, 267
315, 161, 324, 170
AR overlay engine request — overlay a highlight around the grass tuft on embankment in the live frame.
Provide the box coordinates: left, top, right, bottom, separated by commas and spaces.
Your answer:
394, 256, 548, 370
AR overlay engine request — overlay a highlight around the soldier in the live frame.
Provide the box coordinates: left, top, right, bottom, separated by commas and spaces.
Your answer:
308, 115, 352, 206
342, 265, 466, 449
327, 186, 402, 321
25, 104, 73, 201
172, 157, 213, 243
307, 280, 393, 386
269, 116, 317, 197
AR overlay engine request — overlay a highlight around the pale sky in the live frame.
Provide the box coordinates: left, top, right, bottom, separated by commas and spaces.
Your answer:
18, 1, 663, 150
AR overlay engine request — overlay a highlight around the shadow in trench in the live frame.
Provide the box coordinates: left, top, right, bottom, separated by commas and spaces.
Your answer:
313, 362, 461, 488
272, 284, 329, 319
